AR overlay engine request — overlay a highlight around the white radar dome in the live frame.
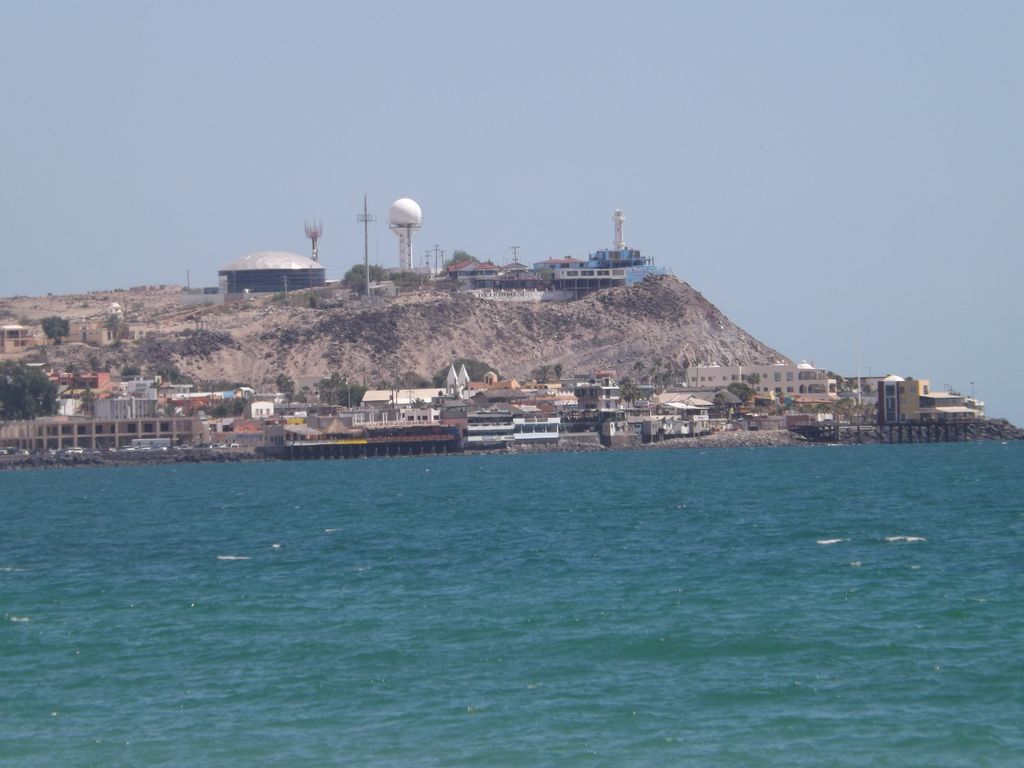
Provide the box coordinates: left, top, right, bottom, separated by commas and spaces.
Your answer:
389, 197, 423, 227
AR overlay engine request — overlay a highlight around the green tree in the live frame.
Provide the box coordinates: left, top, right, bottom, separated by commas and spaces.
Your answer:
121, 364, 142, 378
40, 316, 69, 345
155, 364, 191, 385
209, 398, 246, 417
0, 361, 58, 419
726, 381, 755, 403
633, 360, 647, 383
317, 373, 366, 406
445, 250, 478, 267
530, 363, 565, 383
342, 264, 389, 293
618, 376, 643, 405
275, 373, 296, 400
391, 271, 425, 290
80, 387, 96, 415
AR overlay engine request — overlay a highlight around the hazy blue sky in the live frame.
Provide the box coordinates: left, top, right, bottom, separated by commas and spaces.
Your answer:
2, 2, 1022, 422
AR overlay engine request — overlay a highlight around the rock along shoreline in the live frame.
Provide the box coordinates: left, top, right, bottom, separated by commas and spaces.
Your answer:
2, 421, 1020, 471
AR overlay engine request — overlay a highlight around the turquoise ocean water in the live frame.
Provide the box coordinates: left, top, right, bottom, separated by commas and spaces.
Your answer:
2, 442, 1022, 766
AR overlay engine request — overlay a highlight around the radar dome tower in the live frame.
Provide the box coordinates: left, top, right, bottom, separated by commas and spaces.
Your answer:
388, 197, 422, 272
613, 209, 626, 250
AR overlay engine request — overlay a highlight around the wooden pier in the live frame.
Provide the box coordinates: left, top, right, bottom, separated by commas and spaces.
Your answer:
790, 422, 968, 444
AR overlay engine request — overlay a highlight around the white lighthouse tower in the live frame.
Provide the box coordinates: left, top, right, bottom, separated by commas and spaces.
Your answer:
388, 197, 423, 272
613, 208, 626, 250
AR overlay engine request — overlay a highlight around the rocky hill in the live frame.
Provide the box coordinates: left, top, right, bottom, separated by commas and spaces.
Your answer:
6, 276, 789, 387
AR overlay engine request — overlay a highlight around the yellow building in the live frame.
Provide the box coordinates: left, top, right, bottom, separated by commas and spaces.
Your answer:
1, 325, 38, 353
878, 376, 978, 424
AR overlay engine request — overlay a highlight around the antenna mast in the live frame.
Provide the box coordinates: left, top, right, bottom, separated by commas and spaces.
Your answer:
304, 220, 323, 262
357, 194, 376, 299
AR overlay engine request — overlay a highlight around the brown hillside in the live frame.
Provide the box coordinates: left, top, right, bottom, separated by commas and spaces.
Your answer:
5, 276, 788, 387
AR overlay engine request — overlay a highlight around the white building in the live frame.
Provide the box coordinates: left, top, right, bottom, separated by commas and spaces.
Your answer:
94, 396, 159, 420
361, 388, 448, 407
686, 361, 836, 398
248, 401, 275, 419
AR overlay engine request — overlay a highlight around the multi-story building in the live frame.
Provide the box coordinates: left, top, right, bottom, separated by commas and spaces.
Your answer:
94, 397, 159, 420
575, 375, 621, 413
877, 376, 980, 425
1, 325, 36, 353
686, 361, 837, 398
0, 415, 205, 451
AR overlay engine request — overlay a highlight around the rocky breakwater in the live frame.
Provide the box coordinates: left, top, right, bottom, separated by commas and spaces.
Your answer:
0, 448, 267, 471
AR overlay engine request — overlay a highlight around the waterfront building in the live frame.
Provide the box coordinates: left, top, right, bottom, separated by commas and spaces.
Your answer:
0, 415, 205, 451
465, 408, 516, 447
465, 406, 561, 448
575, 375, 621, 413
686, 361, 837, 399
877, 376, 980, 425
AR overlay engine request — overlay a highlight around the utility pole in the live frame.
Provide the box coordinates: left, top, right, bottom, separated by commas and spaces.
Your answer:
357, 194, 376, 299
510, 245, 521, 264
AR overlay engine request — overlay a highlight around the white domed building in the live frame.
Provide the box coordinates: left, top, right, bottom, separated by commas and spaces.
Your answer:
218, 251, 326, 295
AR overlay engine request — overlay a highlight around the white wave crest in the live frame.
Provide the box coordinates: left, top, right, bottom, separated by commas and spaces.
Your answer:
885, 536, 927, 543
216, 555, 251, 561
324, 528, 342, 533
9, 616, 31, 622
817, 538, 847, 545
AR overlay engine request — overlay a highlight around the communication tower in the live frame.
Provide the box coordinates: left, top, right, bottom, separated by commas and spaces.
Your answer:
304, 220, 323, 262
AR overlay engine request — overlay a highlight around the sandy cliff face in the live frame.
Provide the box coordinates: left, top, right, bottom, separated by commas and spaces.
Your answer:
205, 275, 787, 385
4, 276, 788, 386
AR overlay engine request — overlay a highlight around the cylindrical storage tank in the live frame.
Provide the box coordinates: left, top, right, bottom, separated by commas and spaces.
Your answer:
218, 251, 326, 294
